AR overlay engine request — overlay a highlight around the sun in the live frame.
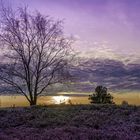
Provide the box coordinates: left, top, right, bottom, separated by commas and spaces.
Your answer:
52, 96, 70, 104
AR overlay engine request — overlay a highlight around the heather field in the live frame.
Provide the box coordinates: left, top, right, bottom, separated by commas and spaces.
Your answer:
0, 105, 139, 140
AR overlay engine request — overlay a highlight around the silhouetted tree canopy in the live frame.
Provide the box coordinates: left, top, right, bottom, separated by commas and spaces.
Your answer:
89, 86, 114, 104
0, 6, 74, 106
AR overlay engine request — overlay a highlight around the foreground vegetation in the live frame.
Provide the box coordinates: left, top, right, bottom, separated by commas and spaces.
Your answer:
0, 105, 140, 140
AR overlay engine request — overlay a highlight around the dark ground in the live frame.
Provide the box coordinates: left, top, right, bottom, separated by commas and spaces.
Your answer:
0, 104, 140, 140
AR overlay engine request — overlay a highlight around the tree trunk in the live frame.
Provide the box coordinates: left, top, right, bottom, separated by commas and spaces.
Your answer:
30, 102, 36, 106
30, 98, 37, 106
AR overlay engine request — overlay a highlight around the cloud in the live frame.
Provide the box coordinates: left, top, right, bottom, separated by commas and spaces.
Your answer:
72, 39, 140, 64
69, 58, 140, 91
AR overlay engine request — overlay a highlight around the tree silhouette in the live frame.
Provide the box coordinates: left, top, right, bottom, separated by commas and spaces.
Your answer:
89, 86, 114, 104
0, 6, 74, 106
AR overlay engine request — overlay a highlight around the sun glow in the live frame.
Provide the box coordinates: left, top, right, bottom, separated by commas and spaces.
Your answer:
52, 96, 70, 104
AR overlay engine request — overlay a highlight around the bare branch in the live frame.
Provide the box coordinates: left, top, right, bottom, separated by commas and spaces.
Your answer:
0, 6, 74, 105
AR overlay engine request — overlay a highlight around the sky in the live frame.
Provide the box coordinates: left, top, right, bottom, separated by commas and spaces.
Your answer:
2, 0, 140, 63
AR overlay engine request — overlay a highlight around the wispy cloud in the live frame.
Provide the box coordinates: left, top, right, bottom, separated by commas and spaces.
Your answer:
2, 0, 140, 60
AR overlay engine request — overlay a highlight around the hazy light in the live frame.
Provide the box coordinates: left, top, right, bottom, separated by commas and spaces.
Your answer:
52, 96, 70, 104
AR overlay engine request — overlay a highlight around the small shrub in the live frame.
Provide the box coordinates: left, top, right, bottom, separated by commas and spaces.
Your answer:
121, 101, 129, 106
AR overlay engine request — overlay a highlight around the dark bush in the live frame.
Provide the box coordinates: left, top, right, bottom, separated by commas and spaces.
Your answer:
89, 86, 114, 104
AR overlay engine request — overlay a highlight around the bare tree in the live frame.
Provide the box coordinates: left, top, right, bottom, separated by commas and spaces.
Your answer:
0, 7, 74, 106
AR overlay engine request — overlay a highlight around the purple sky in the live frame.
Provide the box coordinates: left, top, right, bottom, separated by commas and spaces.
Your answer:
3, 0, 140, 63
